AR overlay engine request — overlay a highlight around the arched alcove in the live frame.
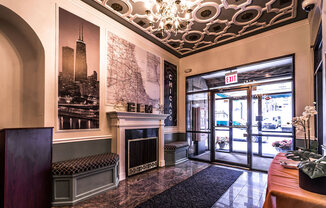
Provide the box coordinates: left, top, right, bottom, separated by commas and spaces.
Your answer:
0, 5, 45, 128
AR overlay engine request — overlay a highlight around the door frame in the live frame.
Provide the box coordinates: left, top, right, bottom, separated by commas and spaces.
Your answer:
210, 86, 253, 169
185, 54, 296, 170
313, 24, 323, 154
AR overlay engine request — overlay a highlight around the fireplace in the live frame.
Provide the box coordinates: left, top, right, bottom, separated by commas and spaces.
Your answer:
125, 128, 158, 176
107, 111, 169, 180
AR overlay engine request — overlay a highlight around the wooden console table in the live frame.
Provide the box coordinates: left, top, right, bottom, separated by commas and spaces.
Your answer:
264, 153, 326, 208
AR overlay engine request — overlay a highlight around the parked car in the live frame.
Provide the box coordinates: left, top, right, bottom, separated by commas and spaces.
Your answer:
262, 118, 278, 129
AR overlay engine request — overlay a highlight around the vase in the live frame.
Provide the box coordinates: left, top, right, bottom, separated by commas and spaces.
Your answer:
218, 142, 226, 149
299, 169, 326, 195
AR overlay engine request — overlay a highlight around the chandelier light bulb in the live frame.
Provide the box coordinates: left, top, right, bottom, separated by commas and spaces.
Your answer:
144, 0, 152, 10
175, 20, 179, 27
171, 5, 177, 13
155, 4, 159, 12
144, 0, 193, 33
148, 14, 154, 22
185, 12, 190, 19
185, 1, 192, 8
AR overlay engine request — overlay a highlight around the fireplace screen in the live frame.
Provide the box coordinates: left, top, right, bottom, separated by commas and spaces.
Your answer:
125, 128, 158, 176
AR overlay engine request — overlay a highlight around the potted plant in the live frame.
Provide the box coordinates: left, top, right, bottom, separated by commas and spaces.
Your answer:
286, 146, 326, 195
216, 136, 229, 150
272, 139, 292, 153
297, 145, 326, 195
285, 105, 326, 194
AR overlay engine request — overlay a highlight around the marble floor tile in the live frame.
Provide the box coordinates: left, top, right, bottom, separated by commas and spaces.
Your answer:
55, 160, 267, 208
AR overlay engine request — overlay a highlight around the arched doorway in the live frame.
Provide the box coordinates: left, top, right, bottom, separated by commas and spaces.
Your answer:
0, 5, 45, 128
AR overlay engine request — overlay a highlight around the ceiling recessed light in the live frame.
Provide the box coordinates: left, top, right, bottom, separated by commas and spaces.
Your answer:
241, 12, 254, 20
201, 9, 212, 17
188, 35, 199, 41
111, 3, 123, 12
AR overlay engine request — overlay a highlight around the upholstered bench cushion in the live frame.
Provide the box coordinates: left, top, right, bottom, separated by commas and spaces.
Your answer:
164, 141, 189, 150
52, 153, 119, 175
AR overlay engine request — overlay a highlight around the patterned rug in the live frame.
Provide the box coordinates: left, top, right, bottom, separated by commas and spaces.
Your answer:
135, 166, 242, 208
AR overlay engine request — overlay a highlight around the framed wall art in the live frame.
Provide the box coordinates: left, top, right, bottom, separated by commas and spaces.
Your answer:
57, 8, 100, 130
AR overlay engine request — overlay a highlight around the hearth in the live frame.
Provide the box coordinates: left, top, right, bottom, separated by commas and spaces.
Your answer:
125, 128, 158, 176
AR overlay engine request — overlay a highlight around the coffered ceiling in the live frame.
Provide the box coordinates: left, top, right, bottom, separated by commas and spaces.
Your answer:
82, 0, 307, 58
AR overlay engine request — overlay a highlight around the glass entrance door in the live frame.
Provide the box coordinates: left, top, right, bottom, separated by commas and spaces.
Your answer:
212, 88, 252, 168
251, 82, 294, 171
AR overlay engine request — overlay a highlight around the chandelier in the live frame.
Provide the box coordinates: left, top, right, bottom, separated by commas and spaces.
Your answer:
144, 0, 194, 34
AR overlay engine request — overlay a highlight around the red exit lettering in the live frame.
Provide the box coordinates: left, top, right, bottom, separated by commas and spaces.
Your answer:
225, 73, 238, 84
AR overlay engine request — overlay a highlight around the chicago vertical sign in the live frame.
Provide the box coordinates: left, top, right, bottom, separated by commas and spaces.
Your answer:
164, 61, 177, 126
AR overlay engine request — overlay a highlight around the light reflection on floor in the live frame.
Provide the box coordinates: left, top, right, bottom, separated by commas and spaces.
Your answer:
191, 151, 273, 172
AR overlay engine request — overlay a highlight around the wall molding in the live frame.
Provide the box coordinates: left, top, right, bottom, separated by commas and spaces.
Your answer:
53, 135, 112, 144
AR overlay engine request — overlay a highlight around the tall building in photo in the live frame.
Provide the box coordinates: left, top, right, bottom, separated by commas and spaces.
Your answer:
75, 24, 87, 82
62, 46, 74, 79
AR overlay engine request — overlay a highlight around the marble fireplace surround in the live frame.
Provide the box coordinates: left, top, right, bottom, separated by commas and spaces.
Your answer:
107, 111, 169, 181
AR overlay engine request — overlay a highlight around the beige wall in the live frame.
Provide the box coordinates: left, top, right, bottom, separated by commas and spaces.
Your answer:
0, 0, 179, 143
179, 20, 314, 139
0, 31, 22, 127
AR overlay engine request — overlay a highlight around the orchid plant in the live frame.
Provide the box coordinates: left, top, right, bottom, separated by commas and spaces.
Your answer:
291, 105, 317, 150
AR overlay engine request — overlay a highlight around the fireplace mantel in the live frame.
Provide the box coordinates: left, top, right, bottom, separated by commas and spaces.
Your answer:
107, 111, 169, 180
108, 112, 169, 127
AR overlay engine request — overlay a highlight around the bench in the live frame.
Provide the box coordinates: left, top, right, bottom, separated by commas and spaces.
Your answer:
164, 141, 189, 166
52, 153, 119, 206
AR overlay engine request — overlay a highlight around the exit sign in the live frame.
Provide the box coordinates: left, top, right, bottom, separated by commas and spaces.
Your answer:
225, 72, 238, 84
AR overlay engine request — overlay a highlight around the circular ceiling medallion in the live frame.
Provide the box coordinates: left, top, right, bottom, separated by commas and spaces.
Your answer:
111, 3, 123, 12
193, 2, 220, 23
240, 12, 254, 21
201, 10, 212, 17
188, 34, 200, 41
106, 0, 130, 15
195, 6, 217, 20
183, 31, 204, 43
233, 7, 262, 25
237, 10, 258, 22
